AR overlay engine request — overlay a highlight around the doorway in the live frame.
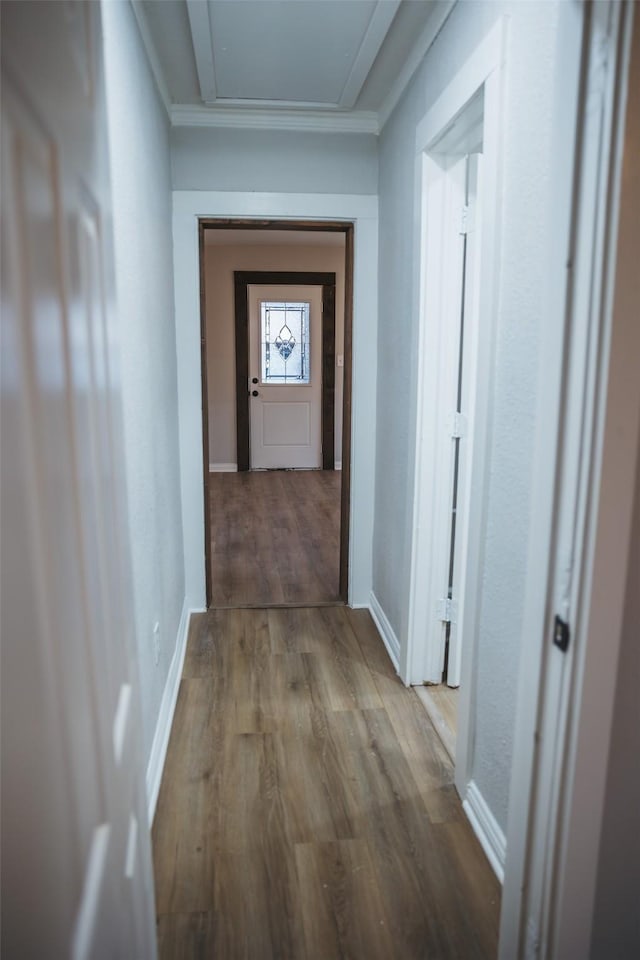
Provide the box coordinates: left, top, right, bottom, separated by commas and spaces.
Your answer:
198, 222, 354, 609
405, 21, 505, 826
234, 273, 337, 472
411, 126, 484, 762
249, 291, 322, 470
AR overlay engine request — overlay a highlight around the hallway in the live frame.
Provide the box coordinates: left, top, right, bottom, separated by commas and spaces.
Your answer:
152, 607, 500, 958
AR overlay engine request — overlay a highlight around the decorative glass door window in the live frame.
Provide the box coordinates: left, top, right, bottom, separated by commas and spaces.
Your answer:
260, 301, 311, 384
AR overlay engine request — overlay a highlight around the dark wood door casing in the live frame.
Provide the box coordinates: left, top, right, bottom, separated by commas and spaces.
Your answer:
199, 220, 354, 607
234, 271, 336, 472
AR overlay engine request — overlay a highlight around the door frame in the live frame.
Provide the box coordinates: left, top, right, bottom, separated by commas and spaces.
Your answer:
233, 271, 336, 472
405, 18, 506, 824
198, 218, 354, 607
500, 3, 638, 954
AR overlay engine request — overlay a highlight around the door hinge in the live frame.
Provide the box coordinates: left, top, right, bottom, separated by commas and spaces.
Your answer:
438, 598, 456, 623
460, 204, 470, 235
448, 411, 467, 439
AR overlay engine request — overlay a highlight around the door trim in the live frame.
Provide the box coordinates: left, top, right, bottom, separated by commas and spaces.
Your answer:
197, 224, 213, 605
234, 271, 336, 472
198, 218, 354, 606
406, 18, 506, 817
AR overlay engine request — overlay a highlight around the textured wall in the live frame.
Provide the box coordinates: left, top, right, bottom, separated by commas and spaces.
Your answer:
204, 241, 346, 466
171, 126, 378, 195
103, 1, 185, 767
374, 0, 564, 830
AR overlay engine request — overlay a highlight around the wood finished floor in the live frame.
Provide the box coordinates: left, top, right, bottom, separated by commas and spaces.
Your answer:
415, 686, 459, 764
209, 470, 341, 607
153, 607, 500, 959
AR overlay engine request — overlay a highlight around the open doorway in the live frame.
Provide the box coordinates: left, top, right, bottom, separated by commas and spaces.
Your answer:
405, 21, 505, 817
198, 222, 353, 609
414, 143, 482, 759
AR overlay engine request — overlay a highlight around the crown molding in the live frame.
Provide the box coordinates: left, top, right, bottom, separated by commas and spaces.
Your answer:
136, 0, 457, 137
378, 0, 457, 131
170, 104, 380, 135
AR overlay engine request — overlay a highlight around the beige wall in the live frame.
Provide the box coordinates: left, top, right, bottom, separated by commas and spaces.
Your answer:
204, 240, 346, 467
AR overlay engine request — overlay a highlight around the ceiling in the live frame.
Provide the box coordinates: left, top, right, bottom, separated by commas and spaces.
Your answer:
139, 0, 455, 132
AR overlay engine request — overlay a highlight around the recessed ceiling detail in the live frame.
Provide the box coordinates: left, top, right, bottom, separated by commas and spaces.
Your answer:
139, 0, 457, 133
186, 0, 401, 110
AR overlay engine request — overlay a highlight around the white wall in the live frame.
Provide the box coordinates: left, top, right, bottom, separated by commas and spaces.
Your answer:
103, 2, 185, 772
171, 126, 378, 195
204, 240, 345, 467
173, 192, 378, 610
374, 1, 567, 832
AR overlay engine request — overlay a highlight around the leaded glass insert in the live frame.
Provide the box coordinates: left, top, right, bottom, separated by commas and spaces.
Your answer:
261, 301, 310, 384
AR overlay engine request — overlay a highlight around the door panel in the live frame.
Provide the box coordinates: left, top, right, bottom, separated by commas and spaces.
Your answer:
262, 401, 311, 446
1, 3, 156, 957
249, 284, 322, 469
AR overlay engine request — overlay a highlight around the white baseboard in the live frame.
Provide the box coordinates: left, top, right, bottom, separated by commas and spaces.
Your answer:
335, 461, 342, 471
146, 599, 193, 825
463, 779, 506, 883
368, 591, 400, 672
209, 462, 238, 472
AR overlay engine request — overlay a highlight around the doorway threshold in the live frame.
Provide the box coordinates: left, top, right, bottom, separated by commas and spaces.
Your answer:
414, 685, 458, 763
209, 600, 347, 611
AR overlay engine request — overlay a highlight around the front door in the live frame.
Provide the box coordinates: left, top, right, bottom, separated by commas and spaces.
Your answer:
248, 284, 322, 469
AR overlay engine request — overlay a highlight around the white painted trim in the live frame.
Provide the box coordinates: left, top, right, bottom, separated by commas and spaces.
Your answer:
369, 592, 401, 673
173, 192, 378, 610
334, 461, 342, 471
416, 16, 506, 153
146, 601, 195, 824
463, 780, 506, 884
378, 0, 457, 130
499, 2, 585, 954
186, 0, 216, 104
209, 462, 238, 473
130, 0, 171, 117
502, 6, 638, 958
404, 20, 507, 818
339, 1, 401, 109
170, 104, 379, 135
132, 0, 456, 136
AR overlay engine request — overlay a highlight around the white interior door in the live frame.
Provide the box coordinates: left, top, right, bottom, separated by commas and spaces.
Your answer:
249, 284, 322, 469
423, 153, 470, 689
1, 3, 156, 957
412, 146, 482, 688
445, 153, 481, 688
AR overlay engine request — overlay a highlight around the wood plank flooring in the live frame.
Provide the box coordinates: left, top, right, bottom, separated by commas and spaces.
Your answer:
153, 607, 500, 959
415, 686, 459, 763
209, 470, 341, 606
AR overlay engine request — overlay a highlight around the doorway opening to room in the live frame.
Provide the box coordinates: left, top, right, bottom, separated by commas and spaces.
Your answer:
198, 220, 354, 609
414, 144, 482, 761
406, 25, 504, 795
